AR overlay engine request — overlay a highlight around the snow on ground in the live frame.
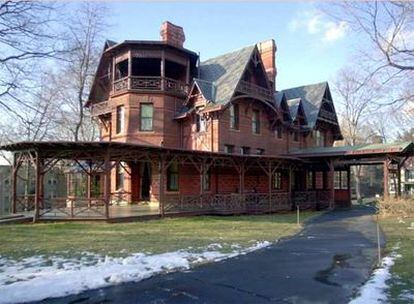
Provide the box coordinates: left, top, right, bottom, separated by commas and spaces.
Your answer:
349, 251, 400, 304
0, 241, 271, 304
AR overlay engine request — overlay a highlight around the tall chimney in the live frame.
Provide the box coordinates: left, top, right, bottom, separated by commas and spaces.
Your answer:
160, 21, 185, 48
257, 39, 277, 90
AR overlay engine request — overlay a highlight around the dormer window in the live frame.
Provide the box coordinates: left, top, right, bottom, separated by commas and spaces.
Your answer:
196, 110, 206, 132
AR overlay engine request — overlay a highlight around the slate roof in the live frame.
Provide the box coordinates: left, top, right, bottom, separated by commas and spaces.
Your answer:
274, 91, 285, 107
279, 82, 328, 128
193, 79, 215, 102
199, 45, 256, 105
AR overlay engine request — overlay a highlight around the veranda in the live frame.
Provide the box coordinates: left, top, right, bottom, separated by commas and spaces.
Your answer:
3, 141, 335, 222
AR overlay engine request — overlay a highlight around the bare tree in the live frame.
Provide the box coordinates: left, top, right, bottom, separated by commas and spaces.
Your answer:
53, 2, 108, 141
334, 67, 382, 202
0, 0, 61, 115
323, 1, 414, 109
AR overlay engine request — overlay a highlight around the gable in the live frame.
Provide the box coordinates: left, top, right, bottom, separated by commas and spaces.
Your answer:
199, 45, 256, 105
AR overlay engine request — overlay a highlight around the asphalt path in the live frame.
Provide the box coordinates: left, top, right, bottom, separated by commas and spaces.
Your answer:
38, 206, 383, 304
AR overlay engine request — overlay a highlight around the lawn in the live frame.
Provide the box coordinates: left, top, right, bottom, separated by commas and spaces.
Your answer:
380, 217, 414, 303
0, 212, 318, 259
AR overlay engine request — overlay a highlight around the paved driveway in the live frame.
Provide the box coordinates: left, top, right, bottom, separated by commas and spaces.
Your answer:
40, 206, 383, 304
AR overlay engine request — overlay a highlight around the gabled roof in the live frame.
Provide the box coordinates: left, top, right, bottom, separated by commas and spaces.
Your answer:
199, 45, 256, 105
286, 98, 301, 120
280, 82, 328, 128
193, 79, 215, 102
274, 91, 285, 107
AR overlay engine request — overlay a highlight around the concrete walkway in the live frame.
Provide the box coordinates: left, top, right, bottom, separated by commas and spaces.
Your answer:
39, 206, 384, 304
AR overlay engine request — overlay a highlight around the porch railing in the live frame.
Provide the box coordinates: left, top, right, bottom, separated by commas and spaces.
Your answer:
164, 192, 291, 214
113, 76, 189, 96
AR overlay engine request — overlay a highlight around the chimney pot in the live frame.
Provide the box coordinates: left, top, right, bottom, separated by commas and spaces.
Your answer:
257, 39, 277, 90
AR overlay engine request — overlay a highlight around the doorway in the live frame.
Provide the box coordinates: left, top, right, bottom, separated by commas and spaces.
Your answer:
141, 162, 152, 201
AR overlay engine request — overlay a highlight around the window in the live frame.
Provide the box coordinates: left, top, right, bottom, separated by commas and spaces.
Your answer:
202, 169, 211, 191
196, 113, 206, 132
116, 163, 124, 190
252, 110, 260, 134
314, 130, 325, 147
307, 171, 314, 190
241, 146, 250, 155
276, 124, 283, 139
116, 105, 125, 134
167, 162, 179, 191
140, 103, 154, 131
224, 145, 234, 154
293, 131, 299, 142
256, 148, 265, 155
341, 171, 348, 189
273, 172, 282, 190
229, 104, 239, 130
334, 171, 348, 190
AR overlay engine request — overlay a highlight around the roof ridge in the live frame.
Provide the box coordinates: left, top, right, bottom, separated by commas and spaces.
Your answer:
200, 44, 256, 64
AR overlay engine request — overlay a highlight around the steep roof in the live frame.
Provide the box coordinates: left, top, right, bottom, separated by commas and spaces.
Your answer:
193, 79, 215, 102
280, 82, 328, 127
199, 45, 256, 105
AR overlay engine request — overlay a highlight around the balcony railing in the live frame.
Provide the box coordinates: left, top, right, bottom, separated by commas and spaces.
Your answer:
319, 108, 337, 123
91, 101, 111, 117
112, 76, 189, 96
236, 80, 274, 102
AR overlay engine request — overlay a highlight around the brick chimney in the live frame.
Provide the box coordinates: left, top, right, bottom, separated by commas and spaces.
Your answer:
160, 21, 185, 48
257, 39, 277, 90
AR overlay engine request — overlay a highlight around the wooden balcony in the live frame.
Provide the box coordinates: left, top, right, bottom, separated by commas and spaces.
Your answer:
236, 80, 274, 102
91, 101, 111, 117
112, 76, 189, 97
318, 108, 338, 124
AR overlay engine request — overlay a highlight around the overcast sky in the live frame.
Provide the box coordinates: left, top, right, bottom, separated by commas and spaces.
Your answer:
105, 2, 354, 90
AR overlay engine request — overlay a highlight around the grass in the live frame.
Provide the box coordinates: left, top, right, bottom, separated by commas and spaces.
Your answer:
0, 212, 318, 260
380, 216, 414, 303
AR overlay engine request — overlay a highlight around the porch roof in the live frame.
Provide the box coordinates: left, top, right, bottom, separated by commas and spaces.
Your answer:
0, 141, 301, 163
288, 141, 414, 159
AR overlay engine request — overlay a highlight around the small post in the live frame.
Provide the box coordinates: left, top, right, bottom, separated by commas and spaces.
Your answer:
376, 212, 381, 266
297, 204, 300, 226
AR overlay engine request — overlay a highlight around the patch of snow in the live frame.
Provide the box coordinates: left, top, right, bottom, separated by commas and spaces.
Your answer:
0, 241, 271, 304
349, 252, 400, 304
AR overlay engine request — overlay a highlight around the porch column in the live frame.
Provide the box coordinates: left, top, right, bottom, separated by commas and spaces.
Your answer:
186, 58, 190, 85
128, 50, 132, 89
329, 160, 335, 209
159, 156, 165, 217
383, 159, 389, 199
11, 153, 18, 214
347, 165, 352, 207
239, 162, 245, 194
103, 151, 111, 219
200, 160, 204, 208
267, 161, 273, 213
87, 162, 92, 208
288, 167, 293, 208
33, 153, 43, 223
161, 50, 165, 91
397, 163, 402, 198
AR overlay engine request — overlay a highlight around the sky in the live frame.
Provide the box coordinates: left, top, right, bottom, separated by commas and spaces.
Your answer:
104, 2, 354, 90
